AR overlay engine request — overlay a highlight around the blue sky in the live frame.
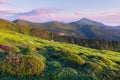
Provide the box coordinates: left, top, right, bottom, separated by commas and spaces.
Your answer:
0, 0, 120, 25
2, 0, 120, 12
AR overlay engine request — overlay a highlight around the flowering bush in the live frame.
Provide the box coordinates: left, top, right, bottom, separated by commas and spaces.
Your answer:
0, 54, 46, 76
0, 44, 20, 54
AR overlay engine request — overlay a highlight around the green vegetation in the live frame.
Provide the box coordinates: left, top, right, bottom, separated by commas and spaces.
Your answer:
1, 19, 120, 52
0, 28, 120, 80
0, 54, 45, 76
14, 18, 120, 40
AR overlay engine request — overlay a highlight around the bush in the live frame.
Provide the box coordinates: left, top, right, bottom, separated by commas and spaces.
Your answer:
89, 55, 115, 66
18, 46, 36, 55
81, 61, 102, 73
50, 49, 85, 67
47, 61, 61, 70
53, 68, 79, 80
0, 54, 46, 76
78, 53, 88, 60
62, 53, 85, 67
0, 44, 20, 54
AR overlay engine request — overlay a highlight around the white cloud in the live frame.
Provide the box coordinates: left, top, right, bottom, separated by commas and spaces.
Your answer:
0, 8, 120, 25
0, 0, 9, 4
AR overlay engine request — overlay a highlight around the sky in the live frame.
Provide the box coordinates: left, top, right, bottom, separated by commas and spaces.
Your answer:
0, 0, 120, 25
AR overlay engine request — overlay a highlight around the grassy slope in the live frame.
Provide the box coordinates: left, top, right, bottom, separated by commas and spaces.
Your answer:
0, 29, 119, 62
0, 19, 52, 40
0, 29, 120, 80
0, 19, 31, 34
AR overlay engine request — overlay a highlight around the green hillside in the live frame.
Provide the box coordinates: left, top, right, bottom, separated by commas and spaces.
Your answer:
13, 19, 86, 38
1, 19, 120, 52
0, 29, 120, 80
0, 19, 31, 35
13, 18, 120, 40
0, 18, 53, 40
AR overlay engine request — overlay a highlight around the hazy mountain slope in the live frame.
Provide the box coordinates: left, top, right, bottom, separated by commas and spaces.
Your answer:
69, 18, 120, 40
0, 29, 120, 80
13, 19, 74, 31
0, 18, 31, 34
0, 18, 53, 39
71, 18, 106, 27
13, 19, 86, 38
13, 18, 120, 40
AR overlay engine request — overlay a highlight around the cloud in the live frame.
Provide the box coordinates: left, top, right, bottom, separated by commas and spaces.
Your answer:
1, 8, 120, 25
7, 8, 57, 22
0, 9, 16, 19
0, 10, 13, 14
6, 8, 75, 22
0, 0, 9, 4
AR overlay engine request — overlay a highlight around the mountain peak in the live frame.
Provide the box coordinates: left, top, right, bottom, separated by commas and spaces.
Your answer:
74, 17, 105, 27
13, 19, 34, 23
13, 19, 24, 22
77, 18, 95, 23
81, 17, 90, 21
78, 18, 93, 23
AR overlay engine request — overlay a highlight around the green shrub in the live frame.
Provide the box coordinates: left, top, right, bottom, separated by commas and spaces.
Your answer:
53, 68, 79, 80
50, 49, 85, 67
81, 61, 102, 73
89, 55, 115, 66
47, 61, 61, 70
18, 45, 36, 55
62, 53, 85, 67
79, 75, 98, 80
78, 53, 88, 60
0, 54, 46, 76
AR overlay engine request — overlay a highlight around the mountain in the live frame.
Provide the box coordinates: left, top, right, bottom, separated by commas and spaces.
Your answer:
0, 18, 31, 34
0, 18, 119, 52
71, 18, 106, 27
13, 18, 120, 40
1, 18, 85, 44
70, 18, 120, 30
13, 19, 86, 38
69, 18, 120, 40
0, 28, 120, 80
0, 18, 52, 39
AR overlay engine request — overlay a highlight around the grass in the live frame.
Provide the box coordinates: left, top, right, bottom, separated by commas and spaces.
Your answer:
0, 29, 120, 80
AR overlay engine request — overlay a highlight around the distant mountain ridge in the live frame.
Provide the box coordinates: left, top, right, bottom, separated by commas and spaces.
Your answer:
71, 18, 106, 27
13, 18, 120, 40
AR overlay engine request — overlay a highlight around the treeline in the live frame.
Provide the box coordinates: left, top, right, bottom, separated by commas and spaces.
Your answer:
68, 37, 120, 51
57, 36, 120, 51
17, 26, 120, 52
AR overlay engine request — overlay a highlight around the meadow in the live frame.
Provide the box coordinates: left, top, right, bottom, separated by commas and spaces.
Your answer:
0, 29, 120, 80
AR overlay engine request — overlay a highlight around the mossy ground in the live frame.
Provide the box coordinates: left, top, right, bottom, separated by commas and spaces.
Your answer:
0, 29, 120, 80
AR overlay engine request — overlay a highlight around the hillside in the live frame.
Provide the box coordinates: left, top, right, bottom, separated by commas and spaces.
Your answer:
69, 18, 120, 40
0, 18, 53, 39
0, 29, 120, 80
1, 18, 84, 41
0, 18, 31, 35
1, 18, 120, 51
13, 18, 120, 40
13, 19, 86, 38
